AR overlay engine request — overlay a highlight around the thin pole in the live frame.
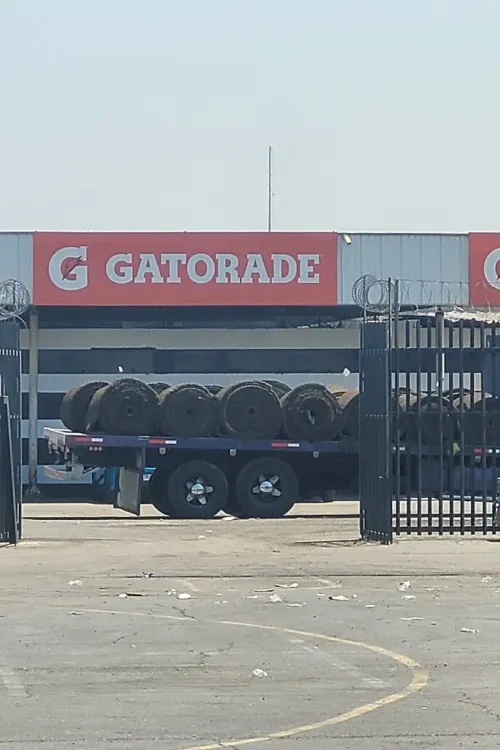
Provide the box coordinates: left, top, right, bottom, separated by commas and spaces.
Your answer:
27, 309, 41, 497
267, 146, 272, 231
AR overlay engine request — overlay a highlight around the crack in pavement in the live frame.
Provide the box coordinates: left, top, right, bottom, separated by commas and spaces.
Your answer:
461, 693, 500, 723
172, 606, 197, 620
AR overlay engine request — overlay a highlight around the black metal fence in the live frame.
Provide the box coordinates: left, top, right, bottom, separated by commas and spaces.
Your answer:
360, 309, 500, 541
0, 322, 21, 544
359, 322, 392, 542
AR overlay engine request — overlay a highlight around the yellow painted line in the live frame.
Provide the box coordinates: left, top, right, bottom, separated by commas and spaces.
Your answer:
79, 608, 429, 750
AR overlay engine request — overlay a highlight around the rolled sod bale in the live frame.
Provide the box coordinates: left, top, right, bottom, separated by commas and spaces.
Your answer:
327, 386, 359, 438
262, 380, 292, 399
60, 380, 109, 433
149, 382, 170, 395
403, 392, 457, 444
205, 384, 223, 395
281, 383, 342, 441
218, 380, 281, 439
85, 378, 158, 435
453, 390, 500, 445
158, 383, 218, 437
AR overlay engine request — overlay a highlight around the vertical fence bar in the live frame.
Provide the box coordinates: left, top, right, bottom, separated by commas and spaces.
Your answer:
436, 310, 444, 534
416, 319, 423, 534
491, 323, 498, 535
358, 314, 366, 539
404, 319, 412, 533
426, 318, 433, 533
469, 322, 477, 533
447, 320, 455, 534
479, 321, 488, 534
458, 320, 466, 534
393, 291, 401, 536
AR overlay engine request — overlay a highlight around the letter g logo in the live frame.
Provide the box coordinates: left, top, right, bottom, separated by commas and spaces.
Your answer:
483, 248, 500, 291
48, 246, 88, 291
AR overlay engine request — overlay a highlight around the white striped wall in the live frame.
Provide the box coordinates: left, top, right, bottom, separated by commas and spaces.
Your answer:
22, 326, 361, 495
23, 326, 361, 350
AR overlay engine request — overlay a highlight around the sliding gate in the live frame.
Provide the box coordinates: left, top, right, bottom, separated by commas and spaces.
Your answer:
360, 307, 500, 541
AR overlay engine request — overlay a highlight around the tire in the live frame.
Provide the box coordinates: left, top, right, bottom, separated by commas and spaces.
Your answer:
166, 460, 229, 519
147, 468, 173, 516
234, 457, 299, 518
223, 497, 246, 518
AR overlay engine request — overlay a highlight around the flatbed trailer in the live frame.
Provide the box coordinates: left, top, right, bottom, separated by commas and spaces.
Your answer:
43, 427, 358, 518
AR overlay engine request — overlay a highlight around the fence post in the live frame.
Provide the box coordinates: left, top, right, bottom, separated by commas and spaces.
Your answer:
26, 309, 41, 497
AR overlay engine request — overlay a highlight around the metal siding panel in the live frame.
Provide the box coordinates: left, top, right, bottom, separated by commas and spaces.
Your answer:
22, 326, 360, 351
23, 372, 362, 394
339, 234, 468, 306
0, 233, 33, 298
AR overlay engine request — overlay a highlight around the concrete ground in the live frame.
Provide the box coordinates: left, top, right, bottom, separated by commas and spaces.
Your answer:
1, 502, 500, 749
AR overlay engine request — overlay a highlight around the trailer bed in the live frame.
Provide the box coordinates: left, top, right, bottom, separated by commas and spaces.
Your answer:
43, 427, 354, 455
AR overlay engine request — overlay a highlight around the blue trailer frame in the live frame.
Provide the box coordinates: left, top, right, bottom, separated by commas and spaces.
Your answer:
43, 427, 353, 454
43, 427, 357, 516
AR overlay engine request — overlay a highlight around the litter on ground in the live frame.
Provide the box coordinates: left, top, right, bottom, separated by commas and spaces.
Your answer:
252, 669, 268, 679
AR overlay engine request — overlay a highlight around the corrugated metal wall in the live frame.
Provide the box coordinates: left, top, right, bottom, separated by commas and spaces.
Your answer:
0, 233, 33, 296
0, 232, 473, 309
0, 230, 475, 495
338, 234, 469, 306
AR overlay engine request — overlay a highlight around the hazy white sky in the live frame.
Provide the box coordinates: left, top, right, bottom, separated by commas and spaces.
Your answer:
0, 0, 498, 233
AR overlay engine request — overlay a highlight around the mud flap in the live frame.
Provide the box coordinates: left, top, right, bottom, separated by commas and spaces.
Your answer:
116, 468, 142, 515
115, 448, 146, 516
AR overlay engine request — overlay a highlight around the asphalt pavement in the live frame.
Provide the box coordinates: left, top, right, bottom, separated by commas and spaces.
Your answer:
1, 502, 499, 748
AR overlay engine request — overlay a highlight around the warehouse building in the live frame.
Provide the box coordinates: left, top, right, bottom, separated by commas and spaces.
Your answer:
2, 229, 496, 496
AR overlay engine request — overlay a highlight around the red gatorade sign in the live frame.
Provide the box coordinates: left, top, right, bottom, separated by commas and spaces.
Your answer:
33, 232, 338, 306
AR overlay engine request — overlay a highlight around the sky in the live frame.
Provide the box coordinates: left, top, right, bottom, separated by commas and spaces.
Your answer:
0, 0, 498, 233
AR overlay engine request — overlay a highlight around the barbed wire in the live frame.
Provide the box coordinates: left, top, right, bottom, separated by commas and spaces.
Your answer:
351, 274, 489, 315
352, 275, 396, 314
0, 280, 31, 322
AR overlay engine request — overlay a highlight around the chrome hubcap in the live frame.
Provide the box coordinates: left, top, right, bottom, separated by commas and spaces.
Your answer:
185, 476, 213, 506
252, 474, 281, 502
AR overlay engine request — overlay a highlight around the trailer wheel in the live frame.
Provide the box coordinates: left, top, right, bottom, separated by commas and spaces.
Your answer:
147, 468, 173, 516
234, 457, 299, 518
223, 497, 246, 519
167, 460, 228, 519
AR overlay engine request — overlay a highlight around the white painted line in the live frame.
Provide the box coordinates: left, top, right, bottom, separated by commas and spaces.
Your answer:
0, 663, 28, 699
302, 645, 389, 690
